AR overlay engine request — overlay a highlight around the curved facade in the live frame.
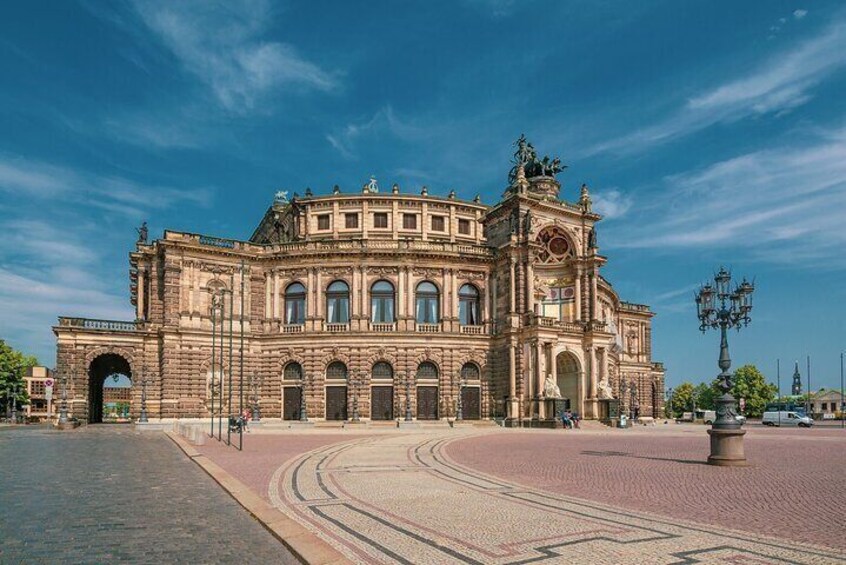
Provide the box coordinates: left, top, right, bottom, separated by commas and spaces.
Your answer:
55, 158, 664, 423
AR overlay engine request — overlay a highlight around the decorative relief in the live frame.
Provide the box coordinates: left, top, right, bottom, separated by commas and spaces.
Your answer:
412, 267, 441, 278
321, 347, 351, 367
413, 348, 443, 369
366, 347, 397, 368
367, 266, 399, 276
457, 270, 486, 281
184, 260, 238, 275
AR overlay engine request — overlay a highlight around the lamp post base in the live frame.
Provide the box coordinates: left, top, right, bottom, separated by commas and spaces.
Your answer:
707, 428, 748, 466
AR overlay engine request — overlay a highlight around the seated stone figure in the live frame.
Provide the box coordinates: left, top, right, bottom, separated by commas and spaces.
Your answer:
543, 375, 562, 399
597, 378, 614, 400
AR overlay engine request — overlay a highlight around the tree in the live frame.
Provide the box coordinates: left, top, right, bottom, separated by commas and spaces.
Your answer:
694, 382, 717, 411
728, 364, 777, 418
670, 382, 695, 418
0, 339, 37, 415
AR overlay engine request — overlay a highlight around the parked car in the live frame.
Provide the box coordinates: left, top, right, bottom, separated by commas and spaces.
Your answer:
699, 410, 746, 425
762, 411, 813, 427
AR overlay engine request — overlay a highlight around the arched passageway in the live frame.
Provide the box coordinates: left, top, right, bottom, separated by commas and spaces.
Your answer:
555, 352, 581, 414
88, 354, 132, 423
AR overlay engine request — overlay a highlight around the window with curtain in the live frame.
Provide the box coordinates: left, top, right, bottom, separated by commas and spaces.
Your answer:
416, 362, 438, 381
284, 362, 303, 380
285, 282, 306, 325
461, 363, 480, 381
326, 281, 350, 324
372, 362, 393, 380
326, 362, 348, 380
370, 280, 395, 323
415, 281, 439, 324
458, 284, 480, 325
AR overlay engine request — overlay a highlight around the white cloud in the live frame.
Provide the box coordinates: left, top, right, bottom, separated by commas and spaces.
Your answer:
794, 9, 808, 20
591, 188, 633, 220
605, 129, 846, 267
0, 155, 212, 215
130, 0, 337, 113
326, 106, 425, 160
589, 19, 846, 155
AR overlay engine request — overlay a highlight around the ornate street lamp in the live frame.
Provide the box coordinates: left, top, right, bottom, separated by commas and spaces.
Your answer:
351, 371, 361, 423
456, 372, 464, 421
249, 373, 262, 422
695, 267, 754, 466
59, 371, 69, 424
299, 374, 309, 422
139, 364, 149, 423
665, 387, 673, 419
404, 373, 413, 422
10, 382, 18, 424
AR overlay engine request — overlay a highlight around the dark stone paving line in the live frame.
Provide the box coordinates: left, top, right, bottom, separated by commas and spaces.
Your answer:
0, 426, 298, 564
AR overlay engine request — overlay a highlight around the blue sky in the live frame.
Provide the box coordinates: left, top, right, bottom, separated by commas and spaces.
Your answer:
1, 1, 845, 391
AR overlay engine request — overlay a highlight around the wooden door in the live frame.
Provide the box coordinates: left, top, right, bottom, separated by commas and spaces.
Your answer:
371, 386, 394, 420
326, 386, 348, 420
416, 386, 438, 420
461, 387, 481, 420
283, 387, 301, 420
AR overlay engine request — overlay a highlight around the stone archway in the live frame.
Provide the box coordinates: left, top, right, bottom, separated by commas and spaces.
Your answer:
555, 352, 581, 413
88, 353, 132, 424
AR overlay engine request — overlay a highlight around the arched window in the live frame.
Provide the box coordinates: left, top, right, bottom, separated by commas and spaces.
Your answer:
458, 284, 480, 326
285, 282, 306, 325
416, 362, 439, 381
461, 363, 480, 381
326, 281, 350, 324
284, 362, 303, 380
415, 281, 439, 324
371, 280, 395, 323
372, 362, 393, 380
326, 361, 348, 380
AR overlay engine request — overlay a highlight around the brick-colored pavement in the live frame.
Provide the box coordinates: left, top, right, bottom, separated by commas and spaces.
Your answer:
447, 425, 846, 551
0, 425, 297, 564
194, 426, 845, 564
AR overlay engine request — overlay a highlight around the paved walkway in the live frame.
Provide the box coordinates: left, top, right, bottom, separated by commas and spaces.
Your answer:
0, 425, 297, 564
254, 428, 845, 564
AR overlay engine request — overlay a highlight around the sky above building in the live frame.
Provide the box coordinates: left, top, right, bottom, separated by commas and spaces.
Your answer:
1, 1, 844, 390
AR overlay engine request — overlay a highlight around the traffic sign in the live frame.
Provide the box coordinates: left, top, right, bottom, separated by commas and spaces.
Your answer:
45, 379, 54, 388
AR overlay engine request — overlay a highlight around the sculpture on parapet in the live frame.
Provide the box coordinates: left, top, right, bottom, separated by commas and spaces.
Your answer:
543, 375, 562, 399
136, 221, 148, 244
509, 134, 567, 184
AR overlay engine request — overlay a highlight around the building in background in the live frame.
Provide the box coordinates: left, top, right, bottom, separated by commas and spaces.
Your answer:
23, 366, 55, 421
54, 139, 664, 424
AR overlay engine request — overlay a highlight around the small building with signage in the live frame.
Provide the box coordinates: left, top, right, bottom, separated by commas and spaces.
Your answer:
24, 366, 56, 421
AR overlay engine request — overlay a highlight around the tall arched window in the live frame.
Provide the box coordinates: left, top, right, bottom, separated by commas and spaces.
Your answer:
285, 282, 306, 325
326, 281, 350, 324
461, 363, 480, 381
372, 362, 393, 380
326, 362, 348, 380
284, 362, 303, 380
458, 284, 480, 326
415, 281, 439, 324
371, 280, 395, 323
416, 361, 439, 381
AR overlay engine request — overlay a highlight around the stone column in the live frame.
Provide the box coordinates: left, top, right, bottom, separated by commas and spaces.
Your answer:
591, 269, 599, 321
526, 258, 535, 315
483, 274, 491, 332
588, 346, 597, 399
509, 258, 516, 313
601, 347, 609, 386
574, 268, 581, 322
535, 341, 544, 419
137, 268, 146, 321
264, 271, 271, 320
272, 270, 279, 321
316, 269, 323, 320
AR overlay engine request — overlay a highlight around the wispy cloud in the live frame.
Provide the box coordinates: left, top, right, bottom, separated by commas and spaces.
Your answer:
0, 155, 212, 217
794, 9, 808, 20
592, 188, 633, 220
326, 106, 424, 160
590, 19, 846, 155
129, 0, 338, 113
605, 128, 846, 267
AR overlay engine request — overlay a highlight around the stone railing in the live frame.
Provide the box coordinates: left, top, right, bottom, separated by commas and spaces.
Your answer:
269, 238, 490, 258
620, 301, 651, 313
416, 323, 440, 333
370, 322, 396, 332
57, 317, 139, 332
325, 323, 349, 332
282, 324, 303, 334
460, 325, 484, 335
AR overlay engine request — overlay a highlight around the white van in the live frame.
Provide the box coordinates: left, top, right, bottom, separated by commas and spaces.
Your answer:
762, 411, 813, 427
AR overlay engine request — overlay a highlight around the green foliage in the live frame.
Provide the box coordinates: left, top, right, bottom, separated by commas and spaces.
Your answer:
669, 382, 695, 417
694, 382, 717, 410
0, 339, 38, 411
730, 364, 778, 418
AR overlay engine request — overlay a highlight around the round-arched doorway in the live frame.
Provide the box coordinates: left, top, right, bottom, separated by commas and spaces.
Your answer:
88, 353, 132, 423
555, 352, 581, 414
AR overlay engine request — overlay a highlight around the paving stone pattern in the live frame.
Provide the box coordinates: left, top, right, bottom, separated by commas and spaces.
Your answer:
0, 425, 297, 564
244, 428, 845, 564
448, 425, 846, 552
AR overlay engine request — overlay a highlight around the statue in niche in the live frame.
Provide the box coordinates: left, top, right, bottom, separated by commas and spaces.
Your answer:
598, 377, 614, 400
543, 375, 562, 399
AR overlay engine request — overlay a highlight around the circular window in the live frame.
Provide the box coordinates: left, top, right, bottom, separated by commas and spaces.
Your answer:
549, 236, 569, 256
